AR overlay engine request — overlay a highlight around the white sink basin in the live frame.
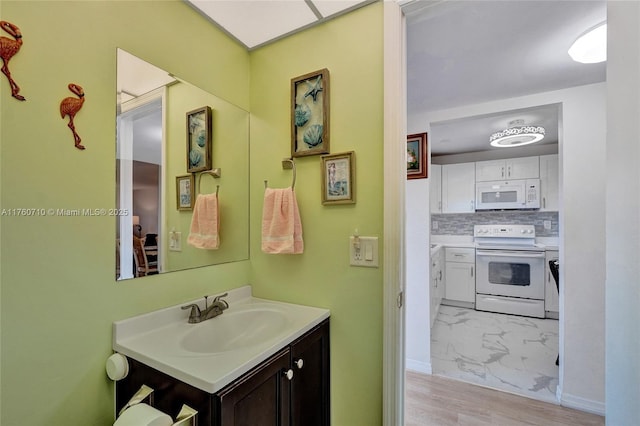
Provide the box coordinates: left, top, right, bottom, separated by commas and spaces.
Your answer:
113, 286, 330, 393
179, 307, 289, 354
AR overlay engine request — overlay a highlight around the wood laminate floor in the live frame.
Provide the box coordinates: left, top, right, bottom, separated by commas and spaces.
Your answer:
405, 371, 605, 426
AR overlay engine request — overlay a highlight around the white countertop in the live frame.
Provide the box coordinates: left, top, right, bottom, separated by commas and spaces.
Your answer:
113, 285, 330, 394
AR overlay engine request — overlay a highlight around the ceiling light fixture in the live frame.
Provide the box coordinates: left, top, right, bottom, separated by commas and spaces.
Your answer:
489, 119, 545, 148
568, 22, 607, 64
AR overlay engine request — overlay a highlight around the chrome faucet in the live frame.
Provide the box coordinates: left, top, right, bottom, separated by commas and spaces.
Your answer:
181, 293, 229, 324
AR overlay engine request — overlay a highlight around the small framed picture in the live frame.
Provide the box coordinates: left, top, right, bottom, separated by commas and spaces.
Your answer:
407, 132, 428, 179
291, 68, 330, 158
186, 106, 212, 173
321, 151, 355, 205
176, 174, 194, 210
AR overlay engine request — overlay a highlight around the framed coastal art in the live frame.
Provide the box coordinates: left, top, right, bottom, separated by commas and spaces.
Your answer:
186, 106, 212, 173
291, 68, 330, 158
176, 174, 194, 211
407, 132, 428, 179
321, 151, 355, 205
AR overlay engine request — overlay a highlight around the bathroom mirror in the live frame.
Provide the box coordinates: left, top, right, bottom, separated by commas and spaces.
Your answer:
116, 49, 249, 281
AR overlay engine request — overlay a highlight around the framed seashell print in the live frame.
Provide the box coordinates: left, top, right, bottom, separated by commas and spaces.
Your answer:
186, 106, 212, 173
291, 69, 330, 157
407, 132, 428, 179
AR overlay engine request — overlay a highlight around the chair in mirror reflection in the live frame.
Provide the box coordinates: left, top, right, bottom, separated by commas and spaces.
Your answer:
132, 235, 159, 277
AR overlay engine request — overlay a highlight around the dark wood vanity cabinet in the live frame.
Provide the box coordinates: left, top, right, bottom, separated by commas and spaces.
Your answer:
116, 319, 330, 426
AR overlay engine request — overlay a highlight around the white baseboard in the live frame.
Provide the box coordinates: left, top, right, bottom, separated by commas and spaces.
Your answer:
561, 392, 605, 416
405, 359, 432, 375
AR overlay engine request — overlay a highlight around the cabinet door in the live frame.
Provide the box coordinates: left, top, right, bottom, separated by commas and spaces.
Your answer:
545, 250, 559, 313
507, 156, 539, 179
445, 262, 475, 302
217, 349, 291, 426
290, 320, 330, 426
475, 159, 506, 181
540, 154, 559, 211
442, 163, 475, 213
430, 164, 442, 214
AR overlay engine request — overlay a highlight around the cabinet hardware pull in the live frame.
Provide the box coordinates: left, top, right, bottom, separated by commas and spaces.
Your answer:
283, 369, 294, 381
501, 167, 504, 178
294, 358, 304, 369
543, 197, 546, 209
471, 267, 474, 277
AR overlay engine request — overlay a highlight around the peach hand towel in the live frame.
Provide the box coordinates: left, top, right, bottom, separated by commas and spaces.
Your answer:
261, 188, 303, 254
187, 194, 220, 249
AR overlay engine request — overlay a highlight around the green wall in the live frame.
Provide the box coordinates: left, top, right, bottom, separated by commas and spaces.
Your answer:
249, 4, 385, 425
1, 1, 385, 425
0, 2, 251, 425
164, 82, 250, 271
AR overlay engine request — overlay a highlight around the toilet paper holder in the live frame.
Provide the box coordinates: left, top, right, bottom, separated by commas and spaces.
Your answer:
119, 384, 155, 417
119, 384, 198, 426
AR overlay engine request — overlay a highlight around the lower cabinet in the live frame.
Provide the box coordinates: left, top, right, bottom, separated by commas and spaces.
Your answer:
430, 246, 444, 327
443, 247, 476, 306
116, 319, 330, 426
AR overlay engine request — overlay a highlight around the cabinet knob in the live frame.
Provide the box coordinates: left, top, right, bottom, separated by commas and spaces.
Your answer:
283, 369, 294, 381
293, 358, 304, 369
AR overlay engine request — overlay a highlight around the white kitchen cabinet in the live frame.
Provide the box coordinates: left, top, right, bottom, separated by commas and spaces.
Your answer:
475, 156, 540, 181
539, 154, 559, 211
430, 246, 444, 327
545, 250, 559, 318
430, 164, 442, 214
442, 162, 475, 213
444, 247, 475, 305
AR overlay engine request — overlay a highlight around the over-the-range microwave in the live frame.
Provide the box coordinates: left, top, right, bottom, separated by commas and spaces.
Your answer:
475, 179, 540, 210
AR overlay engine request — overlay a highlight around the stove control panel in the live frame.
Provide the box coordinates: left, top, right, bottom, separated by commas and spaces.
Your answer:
474, 224, 535, 238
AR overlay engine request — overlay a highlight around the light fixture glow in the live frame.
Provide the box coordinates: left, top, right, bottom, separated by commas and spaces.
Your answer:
568, 22, 607, 64
490, 119, 545, 148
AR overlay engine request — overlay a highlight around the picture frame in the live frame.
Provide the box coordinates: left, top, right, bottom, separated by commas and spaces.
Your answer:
321, 151, 355, 205
407, 132, 428, 179
186, 106, 212, 173
176, 174, 195, 211
291, 68, 330, 158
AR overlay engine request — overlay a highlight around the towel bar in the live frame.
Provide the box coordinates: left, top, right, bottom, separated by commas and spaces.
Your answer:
264, 158, 296, 189
198, 168, 221, 195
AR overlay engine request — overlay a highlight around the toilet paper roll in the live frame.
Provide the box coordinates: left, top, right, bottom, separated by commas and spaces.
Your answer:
114, 403, 173, 426
106, 353, 129, 381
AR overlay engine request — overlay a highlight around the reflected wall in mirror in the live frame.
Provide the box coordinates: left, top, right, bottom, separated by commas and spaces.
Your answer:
116, 49, 249, 281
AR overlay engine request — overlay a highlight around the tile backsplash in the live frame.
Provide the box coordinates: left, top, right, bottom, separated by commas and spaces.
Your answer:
431, 211, 559, 237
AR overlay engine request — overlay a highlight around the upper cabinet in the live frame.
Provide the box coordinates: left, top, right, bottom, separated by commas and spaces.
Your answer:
442, 162, 476, 213
475, 156, 540, 181
430, 164, 442, 214
539, 154, 559, 211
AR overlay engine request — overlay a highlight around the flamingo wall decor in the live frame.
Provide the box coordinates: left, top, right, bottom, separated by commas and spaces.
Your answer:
60, 83, 86, 150
0, 20, 25, 101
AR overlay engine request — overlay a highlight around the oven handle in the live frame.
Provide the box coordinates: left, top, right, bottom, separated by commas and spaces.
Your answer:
476, 250, 545, 258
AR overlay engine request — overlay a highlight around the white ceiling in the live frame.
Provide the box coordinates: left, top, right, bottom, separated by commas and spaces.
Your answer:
121, 1, 608, 159
186, 0, 376, 49
404, 0, 607, 155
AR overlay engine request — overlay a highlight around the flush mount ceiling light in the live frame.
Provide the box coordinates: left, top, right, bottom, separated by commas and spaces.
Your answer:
568, 22, 607, 64
489, 119, 545, 148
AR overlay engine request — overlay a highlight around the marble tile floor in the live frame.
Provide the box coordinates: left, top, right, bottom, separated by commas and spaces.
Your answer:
431, 305, 559, 404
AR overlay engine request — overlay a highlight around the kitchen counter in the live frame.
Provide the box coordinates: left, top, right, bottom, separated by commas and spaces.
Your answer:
113, 285, 330, 394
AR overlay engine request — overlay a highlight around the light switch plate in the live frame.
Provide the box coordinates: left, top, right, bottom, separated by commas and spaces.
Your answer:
170, 231, 182, 251
350, 236, 379, 268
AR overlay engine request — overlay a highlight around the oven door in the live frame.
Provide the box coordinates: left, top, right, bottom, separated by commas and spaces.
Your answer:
475, 249, 545, 299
